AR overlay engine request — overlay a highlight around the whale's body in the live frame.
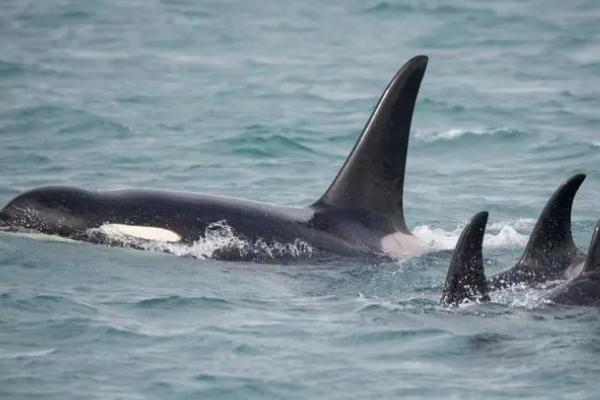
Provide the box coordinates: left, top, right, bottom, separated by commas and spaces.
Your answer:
0, 186, 425, 261
545, 220, 600, 307
0, 56, 430, 262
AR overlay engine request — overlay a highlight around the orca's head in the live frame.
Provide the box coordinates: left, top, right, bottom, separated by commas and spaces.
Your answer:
0, 186, 98, 236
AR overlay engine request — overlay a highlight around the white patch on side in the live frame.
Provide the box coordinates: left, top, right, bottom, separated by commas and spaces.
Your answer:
99, 224, 181, 243
380, 232, 429, 259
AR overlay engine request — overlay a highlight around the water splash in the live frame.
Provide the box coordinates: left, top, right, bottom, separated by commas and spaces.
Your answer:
491, 281, 560, 310
415, 127, 525, 143
87, 220, 314, 261
413, 219, 530, 251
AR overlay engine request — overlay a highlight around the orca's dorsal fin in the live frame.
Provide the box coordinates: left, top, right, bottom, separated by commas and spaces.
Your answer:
314, 56, 428, 232
583, 219, 600, 273
441, 212, 490, 306
518, 174, 585, 269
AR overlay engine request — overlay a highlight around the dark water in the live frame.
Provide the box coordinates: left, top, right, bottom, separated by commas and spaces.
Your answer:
1, 0, 600, 398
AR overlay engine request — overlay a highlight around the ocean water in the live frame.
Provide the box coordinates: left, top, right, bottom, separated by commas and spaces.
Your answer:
1, 0, 600, 398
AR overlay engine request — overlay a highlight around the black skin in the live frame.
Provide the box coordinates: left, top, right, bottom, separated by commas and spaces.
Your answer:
0, 186, 396, 262
441, 211, 490, 306
545, 218, 600, 306
549, 272, 600, 307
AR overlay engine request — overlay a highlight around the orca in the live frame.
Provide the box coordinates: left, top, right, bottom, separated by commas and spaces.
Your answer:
548, 220, 600, 306
441, 211, 490, 305
441, 212, 600, 307
488, 174, 586, 289
0, 56, 430, 262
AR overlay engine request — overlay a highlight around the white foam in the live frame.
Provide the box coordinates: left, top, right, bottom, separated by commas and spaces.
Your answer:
0, 229, 77, 243
489, 218, 535, 231
490, 281, 561, 309
416, 127, 515, 142
411, 225, 461, 250
484, 224, 529, 248
145, 220, 249, 259
0, 348, 56, 359
412, 219, 530, 251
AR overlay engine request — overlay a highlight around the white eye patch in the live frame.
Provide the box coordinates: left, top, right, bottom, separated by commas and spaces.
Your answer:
98, 224, 181, 243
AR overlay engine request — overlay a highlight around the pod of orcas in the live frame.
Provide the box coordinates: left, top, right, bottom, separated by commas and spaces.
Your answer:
441, 174, 600, 306
0, 55, 597, 306
441, 174, 600, 307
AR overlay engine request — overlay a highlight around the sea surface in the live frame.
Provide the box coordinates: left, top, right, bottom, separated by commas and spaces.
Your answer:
1, 0, 600, 398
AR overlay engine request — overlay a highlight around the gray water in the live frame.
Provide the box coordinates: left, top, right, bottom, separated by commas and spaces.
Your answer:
1, 0, 600, 398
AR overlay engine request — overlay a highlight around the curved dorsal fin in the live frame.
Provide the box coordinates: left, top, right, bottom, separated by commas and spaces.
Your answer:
488, 174, 586, 288
583, 219, 600, 273
441, 211, 490, 305
519, 174, 585, 266
314, 56, 428, 232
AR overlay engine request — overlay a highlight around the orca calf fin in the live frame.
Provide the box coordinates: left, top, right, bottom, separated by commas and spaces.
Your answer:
490, 174, 585, 287
441, 211, 490, 306
582, 219, 600, 273
521, 174, 585, 264
314, 56, 428, 233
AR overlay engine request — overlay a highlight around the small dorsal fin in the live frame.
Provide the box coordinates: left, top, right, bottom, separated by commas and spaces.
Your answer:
523, 174, 585, 259
517, 174, 585, 274
441, 211, 490, 305
583, 219, 600, 273
489, 174, 586, 288
314, 56, 428, 232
